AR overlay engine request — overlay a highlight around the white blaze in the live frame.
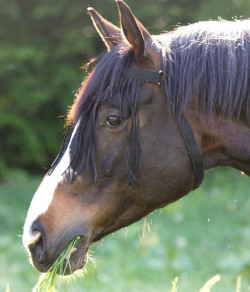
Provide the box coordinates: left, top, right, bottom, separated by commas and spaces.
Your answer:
23, 122, 80, 247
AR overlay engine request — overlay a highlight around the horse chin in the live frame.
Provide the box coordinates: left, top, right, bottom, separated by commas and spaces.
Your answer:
57, 236, 89, 275
59, 246, 89, 275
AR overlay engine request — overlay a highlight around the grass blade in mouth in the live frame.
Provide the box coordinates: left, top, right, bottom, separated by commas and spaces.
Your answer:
34, 236, 81, 292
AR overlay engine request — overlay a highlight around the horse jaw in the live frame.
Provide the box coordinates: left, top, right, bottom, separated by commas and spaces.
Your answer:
186, 111, 250, 176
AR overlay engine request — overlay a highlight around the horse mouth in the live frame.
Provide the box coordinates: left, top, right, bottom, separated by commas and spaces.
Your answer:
31, 236, 89, 275
57, 238, 89, 275
30, 225, 119, 275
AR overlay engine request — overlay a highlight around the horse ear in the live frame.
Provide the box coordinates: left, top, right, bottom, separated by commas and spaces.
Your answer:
87, 7, 122, 51
116, 0, 153, 58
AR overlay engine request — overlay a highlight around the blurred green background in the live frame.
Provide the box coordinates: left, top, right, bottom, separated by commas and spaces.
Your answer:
0, 0, 249, 291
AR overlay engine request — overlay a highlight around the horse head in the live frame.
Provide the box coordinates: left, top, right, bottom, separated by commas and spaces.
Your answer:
23, 0, 250, 274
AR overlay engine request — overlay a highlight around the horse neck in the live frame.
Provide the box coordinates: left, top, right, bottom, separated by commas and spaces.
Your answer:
186, 109, 250, 176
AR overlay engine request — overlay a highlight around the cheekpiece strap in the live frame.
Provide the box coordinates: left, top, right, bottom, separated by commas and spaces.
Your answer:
126, 67, 204, 190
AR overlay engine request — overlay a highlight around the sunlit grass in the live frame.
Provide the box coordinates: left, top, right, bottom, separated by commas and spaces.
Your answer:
4, 275, 247, 292
236, 275, 242, 292
169, 274, 243, 292
199, 274, 221, 292
171, 276, 179, 292
5, 283, 10, 292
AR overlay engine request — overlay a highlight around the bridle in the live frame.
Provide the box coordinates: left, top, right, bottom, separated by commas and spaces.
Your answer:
126, 68, 204, 190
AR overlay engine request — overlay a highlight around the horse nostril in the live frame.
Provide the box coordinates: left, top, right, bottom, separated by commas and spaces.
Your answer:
27, 221, 46, 263
28, 233, 44, 260
28, 231, 42, 246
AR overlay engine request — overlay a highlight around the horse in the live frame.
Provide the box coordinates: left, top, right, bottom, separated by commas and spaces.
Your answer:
23, 0, 250, 275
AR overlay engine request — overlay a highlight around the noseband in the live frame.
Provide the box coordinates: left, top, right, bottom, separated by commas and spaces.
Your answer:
126, 68, 204, 190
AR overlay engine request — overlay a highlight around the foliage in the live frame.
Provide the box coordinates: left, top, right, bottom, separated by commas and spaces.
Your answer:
0, 0, 249, 178
0, 168, 249, 291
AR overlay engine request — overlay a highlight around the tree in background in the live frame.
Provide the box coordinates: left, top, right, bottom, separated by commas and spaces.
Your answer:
0, 0, 249, 179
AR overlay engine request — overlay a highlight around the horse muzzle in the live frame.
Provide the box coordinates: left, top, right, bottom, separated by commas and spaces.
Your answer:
23, 220, 90, 274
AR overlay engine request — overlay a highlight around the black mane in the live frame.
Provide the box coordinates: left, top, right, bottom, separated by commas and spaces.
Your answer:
50, 20, 250, 183
161, 20, 250, 121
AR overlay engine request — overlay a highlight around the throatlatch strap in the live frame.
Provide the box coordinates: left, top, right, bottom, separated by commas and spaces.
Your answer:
126, 67, 204, 190
177, 116, 204, 190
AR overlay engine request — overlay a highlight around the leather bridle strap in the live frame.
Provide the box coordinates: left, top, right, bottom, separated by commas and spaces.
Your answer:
176, 115, 204, 189
126, 68, 204, 190
127, 68, 164, 83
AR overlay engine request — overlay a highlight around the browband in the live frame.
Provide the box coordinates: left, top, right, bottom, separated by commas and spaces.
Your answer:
126, 68, 164, 83
126, 67, 204, 190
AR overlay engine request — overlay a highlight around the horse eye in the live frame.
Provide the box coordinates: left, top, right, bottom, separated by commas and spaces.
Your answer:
106, 115, 122, 127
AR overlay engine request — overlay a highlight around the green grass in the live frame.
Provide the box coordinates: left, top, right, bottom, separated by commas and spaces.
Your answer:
35, 236, 81, 292
0, 168, 249, 291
